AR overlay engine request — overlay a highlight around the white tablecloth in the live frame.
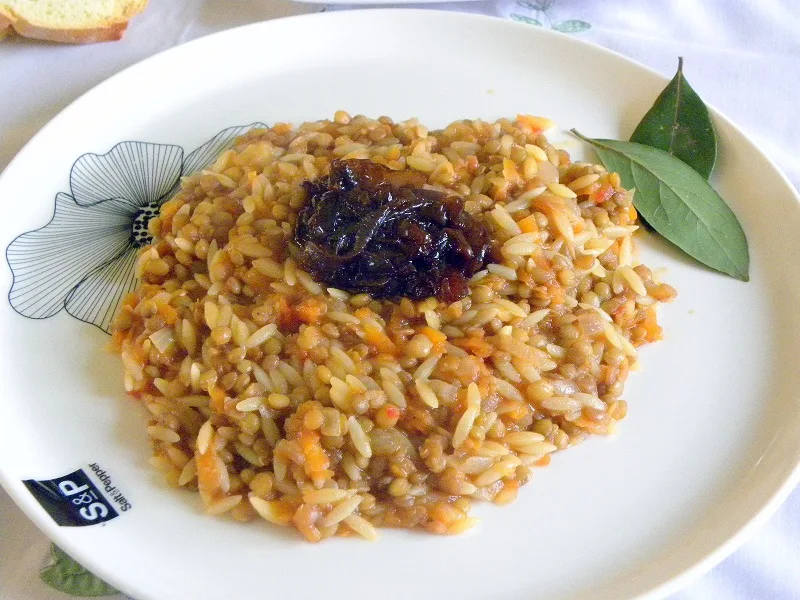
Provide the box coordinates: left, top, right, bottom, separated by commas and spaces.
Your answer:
1, 1, 798, 598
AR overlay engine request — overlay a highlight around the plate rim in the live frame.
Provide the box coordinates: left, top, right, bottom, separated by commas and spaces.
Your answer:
1, 8, 799, 600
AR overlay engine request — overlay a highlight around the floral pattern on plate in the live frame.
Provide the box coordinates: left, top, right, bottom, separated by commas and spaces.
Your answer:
6, 123, 265, 333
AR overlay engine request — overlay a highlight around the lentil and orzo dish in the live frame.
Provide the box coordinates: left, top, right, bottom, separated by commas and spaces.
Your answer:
112, 113, 676, 542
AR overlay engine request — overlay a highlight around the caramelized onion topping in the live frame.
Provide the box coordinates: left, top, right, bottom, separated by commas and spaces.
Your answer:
293, 159, 496, 303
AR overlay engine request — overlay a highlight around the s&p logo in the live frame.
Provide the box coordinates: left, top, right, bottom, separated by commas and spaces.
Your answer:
23, 469, 119, 526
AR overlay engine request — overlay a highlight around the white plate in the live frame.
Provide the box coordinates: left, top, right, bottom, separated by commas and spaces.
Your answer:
1, 9, 799, 600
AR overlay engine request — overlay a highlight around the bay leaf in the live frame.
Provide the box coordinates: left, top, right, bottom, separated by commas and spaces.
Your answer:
630, 57, 717, 179
571, 131, 749, 281
40, 544, 119, 597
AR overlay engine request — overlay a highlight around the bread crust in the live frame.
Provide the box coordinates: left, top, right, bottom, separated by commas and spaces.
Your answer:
0, 7, 13, 41
0, 0, 148, 44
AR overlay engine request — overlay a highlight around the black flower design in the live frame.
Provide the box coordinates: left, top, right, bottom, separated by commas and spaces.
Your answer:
6, 123, 265, 333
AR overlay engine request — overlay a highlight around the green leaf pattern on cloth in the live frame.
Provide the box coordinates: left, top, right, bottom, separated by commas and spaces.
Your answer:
510, 14, 543, 26
40, 544, 119, 597
553, 20, 591, 33
513, 1, 591, 33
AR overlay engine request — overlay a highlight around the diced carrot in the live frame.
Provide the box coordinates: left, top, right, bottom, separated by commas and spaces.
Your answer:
425, 520, 448, 535
447, 303, 464, 319
476, 377, 494, 400
269, 499, 298, 526
157, 302, 178, 325
431, 502, 465, 526
299, 431, 329, 475
494, 479, 520, 505
353, 307, 371, 319
502, 159, 521, 184
313, 469, 335, 483
516, 114, 554, 135
298, 430, 316, 449
517, 214, 539, 234
450, 392, 468, 415
509, 402, 529, 421
296, 298, 327, 324
196, 445, 222, 505
547, 284, 565, 306
452, 335, 494, 359
590, 183, 614, 205
208, 384, 226, 414
534, 254, 552, 269
574, 417, 610, 434
110, 330, 126, 350
581, 181, 601, 197
612, 302, 628, 320
460, 438, 480, 453
607, 239, 621, 259
491, 179, 509, 202
364, 323, 397, 355
517, 270, 536, 288
419, 325, 446, 345
600, 365, 613, 387
121, 292, 140, 310
617, 203, 639, 226
642, 310, 663, 343
122, 338, 148, 364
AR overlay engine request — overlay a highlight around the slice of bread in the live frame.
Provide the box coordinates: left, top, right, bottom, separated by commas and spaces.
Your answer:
0, 0, 149, 43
